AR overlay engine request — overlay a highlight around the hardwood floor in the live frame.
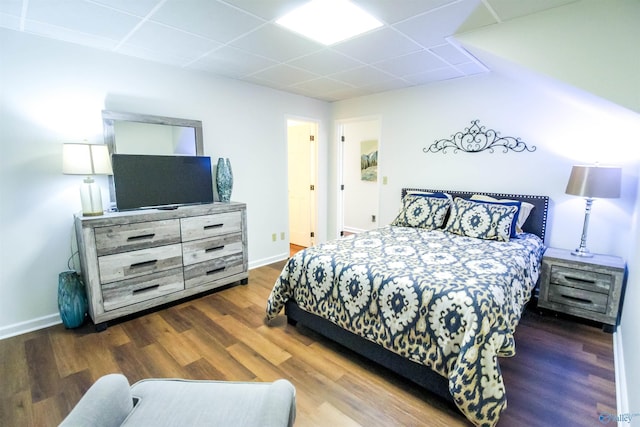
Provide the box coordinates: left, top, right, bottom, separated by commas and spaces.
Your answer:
0, 262, 616, 427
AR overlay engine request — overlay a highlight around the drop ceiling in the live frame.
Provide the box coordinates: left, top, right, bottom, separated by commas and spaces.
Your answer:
0, 0, 577, 102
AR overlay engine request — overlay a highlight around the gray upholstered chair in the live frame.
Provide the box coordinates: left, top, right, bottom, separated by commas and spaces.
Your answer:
59, 374, 296, 427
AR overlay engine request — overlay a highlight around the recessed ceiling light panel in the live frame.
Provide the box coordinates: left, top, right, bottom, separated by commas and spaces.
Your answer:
276, 0, 383, 45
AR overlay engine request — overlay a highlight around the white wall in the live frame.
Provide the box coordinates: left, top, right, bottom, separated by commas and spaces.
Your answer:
0, 29, 330, 337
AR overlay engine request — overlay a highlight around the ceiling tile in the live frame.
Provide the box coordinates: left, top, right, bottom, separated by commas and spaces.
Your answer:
116, 43, 190, 67
331, 66, 396, 87
223, 0, 308, 21
250, 64, 319, 86
405, 67, 463, 85
374, 50, 447, 77
151, 0, 264, 43
26, 0, 139, 40
455, 61, 487, 75
230, 23, 323, 62
353, 0, 457, 24
0, 0, 23, 15
188, 45, 277, 77
395, 0, 496, 47
119, 21, 221, 61
0, 12, 21, 31
90, 0, 162, 17
333, 27, 422, 63
23, 19, 119, 50
287, 49, 362, 76
486, 0, 578, 21
430, 43, 472, 65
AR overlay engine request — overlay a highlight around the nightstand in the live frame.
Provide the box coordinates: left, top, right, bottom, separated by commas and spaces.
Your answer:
538, 247, 626, 332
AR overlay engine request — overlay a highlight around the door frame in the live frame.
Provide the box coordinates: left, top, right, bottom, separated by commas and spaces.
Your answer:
335, 115, 382, 239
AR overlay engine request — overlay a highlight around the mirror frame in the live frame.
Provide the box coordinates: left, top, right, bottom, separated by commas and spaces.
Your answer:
102, 110, 205, 208
102, 110, 204, 156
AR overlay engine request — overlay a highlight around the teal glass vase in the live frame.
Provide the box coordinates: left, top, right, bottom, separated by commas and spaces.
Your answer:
216, 157, 233, 202
58, 271, 88, 328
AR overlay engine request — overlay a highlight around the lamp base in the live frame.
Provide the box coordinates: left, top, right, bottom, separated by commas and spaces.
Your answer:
571, 247, 593, 258
80, 177, 104, 216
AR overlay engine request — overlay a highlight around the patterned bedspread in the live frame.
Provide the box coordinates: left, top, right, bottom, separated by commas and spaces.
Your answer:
265, 226, 545, 427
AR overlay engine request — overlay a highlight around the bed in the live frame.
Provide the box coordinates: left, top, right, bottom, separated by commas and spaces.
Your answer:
265, 189, 549, 427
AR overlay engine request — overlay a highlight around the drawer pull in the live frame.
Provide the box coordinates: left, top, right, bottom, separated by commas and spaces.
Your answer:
206, 267, 226, 275
130, 259, 158, 269
560, 294, 593, 304
127, 233, 155, 241
205, 245, 225, 253
564, 275, 596, 284
204, 224, 224, 230
133, 284, 160, 294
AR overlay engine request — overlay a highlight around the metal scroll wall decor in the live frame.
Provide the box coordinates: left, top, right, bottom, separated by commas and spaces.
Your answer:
424, 120, 536, 154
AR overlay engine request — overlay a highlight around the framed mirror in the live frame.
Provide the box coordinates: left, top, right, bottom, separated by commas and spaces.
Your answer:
102, 110, 204, 156
102, 110, 205, 207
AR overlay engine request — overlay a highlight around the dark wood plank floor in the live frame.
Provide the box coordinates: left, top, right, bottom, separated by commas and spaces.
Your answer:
0, 261, 616, 427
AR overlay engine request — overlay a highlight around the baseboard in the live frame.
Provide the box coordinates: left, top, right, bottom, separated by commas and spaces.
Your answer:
248, 253, 289, 270
613, 326, 629, 420
0, 313, 61, 340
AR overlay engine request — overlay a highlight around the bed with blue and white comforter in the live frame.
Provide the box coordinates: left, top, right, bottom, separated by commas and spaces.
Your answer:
266, 225, 545, 427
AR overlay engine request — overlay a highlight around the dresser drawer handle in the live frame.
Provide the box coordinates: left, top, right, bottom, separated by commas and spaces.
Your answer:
204, 224, 224, 230
127, 233, 155, 241
560, 294, 593, 304
133, 284, 160, 294
130, 259, 158, 269
205, 245, 225, 253
564, 275, 596, 284
206, 267, 226, 275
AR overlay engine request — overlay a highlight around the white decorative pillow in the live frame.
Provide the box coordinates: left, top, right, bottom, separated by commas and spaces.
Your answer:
444, 197, 520, 241
392, 194, 451, 230
470, 194, 534, 233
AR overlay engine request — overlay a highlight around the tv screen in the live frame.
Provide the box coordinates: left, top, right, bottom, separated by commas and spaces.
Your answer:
112, 154, 214, 211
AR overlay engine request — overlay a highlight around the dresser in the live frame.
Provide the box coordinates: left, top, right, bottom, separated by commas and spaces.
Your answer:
538, 247, 626, 332
74, 202, 248, 330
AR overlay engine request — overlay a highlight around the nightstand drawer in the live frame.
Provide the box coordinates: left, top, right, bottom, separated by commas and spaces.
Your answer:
548, 284, 608, 313
550, 265, 612, 294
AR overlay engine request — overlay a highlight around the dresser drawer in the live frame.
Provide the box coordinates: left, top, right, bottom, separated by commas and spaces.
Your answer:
182, 233, 243, 266
181, 211, 242, 242
549, 265, 612, 294
95, 219, 181, 256
548, 284, 609, 313
184, 252, 245, 289
102, 268, 184, 311
98, 244, 183, 284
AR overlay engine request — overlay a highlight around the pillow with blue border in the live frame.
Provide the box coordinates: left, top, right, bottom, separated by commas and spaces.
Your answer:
391, 193, 451, 230
444, 197, 521, 241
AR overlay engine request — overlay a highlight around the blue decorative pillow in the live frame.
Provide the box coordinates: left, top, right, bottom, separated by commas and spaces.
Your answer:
391, 194, 451, 230
444, 197, 521, 241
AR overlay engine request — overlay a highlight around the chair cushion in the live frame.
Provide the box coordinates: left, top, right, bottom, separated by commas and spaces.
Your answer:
123, 378, 296, 427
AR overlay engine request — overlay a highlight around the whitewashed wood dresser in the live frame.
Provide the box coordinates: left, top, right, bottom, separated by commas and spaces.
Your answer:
74, 202, 248, 331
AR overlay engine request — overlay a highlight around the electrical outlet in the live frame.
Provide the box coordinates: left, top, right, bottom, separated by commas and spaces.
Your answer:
280, 232, 285, 240
372, 215, 376, 222
271, 233, 277, 242
382, 176, 388, 185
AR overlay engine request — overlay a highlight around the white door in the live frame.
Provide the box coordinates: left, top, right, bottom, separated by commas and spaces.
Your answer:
339, 118, 380, 236
288, 120, 317, 247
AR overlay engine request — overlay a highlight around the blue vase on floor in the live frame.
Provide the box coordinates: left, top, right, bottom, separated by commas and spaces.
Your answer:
58, 271, 88, 328
216, 157, 233, 202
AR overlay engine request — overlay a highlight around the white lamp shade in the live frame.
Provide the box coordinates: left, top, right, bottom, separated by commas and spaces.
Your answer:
565, 165, 621, 199
62, 143, 113, 175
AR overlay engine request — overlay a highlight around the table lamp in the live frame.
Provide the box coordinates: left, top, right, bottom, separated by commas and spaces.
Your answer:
565, 165, 621, 257
63, 143, 113, 216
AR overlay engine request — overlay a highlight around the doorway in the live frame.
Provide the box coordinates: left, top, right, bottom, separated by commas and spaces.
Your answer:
287, 119, 318, 252
338, 118, 381, 237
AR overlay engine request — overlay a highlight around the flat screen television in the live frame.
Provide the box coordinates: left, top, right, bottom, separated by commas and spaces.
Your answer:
112, 154, 214, 211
